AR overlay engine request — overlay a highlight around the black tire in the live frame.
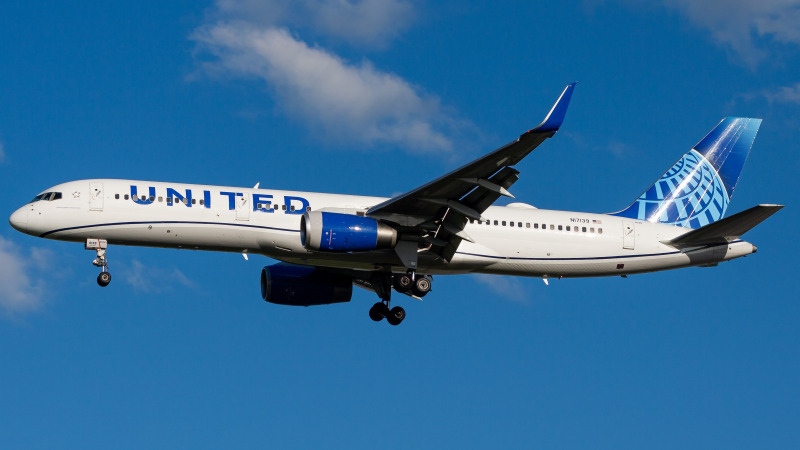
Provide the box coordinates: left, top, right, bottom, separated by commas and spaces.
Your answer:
393, 274, 413, 292
97, 272, 111, 287
369, 302, 388, 321
386, 306, 405, 326
412, 276, 431, 297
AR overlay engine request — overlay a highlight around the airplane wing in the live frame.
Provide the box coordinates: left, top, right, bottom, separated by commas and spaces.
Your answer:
367, 83, 576, 265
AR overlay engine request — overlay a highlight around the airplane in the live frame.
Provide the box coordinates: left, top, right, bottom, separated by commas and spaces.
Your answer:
8, 84, 783, 325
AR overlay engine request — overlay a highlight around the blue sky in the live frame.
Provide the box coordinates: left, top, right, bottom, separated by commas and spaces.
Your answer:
1, 1, 799, 448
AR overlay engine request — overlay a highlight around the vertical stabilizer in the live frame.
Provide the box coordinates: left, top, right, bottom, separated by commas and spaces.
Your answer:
613, 117, 761, 228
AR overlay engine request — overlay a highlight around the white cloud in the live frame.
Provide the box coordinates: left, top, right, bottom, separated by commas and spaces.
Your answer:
213, 0, 414, 47
121, 259, 196, 294
192, 23, 458, 152
473, 274, 529, 303
0, 236, 48, 316
761, 82, 800, 104
610, 0, 800, 67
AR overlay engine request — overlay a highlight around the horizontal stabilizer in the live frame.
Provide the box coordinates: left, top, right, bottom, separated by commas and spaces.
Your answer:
663, 204, 783, 248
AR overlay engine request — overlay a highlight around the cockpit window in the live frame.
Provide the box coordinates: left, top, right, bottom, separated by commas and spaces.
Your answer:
30, 192, 63, 203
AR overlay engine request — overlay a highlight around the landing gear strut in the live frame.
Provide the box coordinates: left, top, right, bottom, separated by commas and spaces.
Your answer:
86, 239, 111, 287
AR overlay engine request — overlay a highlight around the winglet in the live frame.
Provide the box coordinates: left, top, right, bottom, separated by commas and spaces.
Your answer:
532, 82, 577, 133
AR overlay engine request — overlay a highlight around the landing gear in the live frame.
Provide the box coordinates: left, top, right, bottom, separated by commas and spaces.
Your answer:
393, 273, 413, 292
366, 271, 434, 325
86, 238, 111, 287
97, 271, 111, 287
369, 302, 389, 321
367, 272, 407, 326
369, 302, 405, 326
412, 276, 432, 297
393, 271, 432, 297
386, 306, 406, 326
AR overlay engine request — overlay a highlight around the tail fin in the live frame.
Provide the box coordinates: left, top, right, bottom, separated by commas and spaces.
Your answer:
613, 117, 762, 228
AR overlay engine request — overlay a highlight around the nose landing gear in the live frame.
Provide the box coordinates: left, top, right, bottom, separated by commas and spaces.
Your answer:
86, 239, 111, 287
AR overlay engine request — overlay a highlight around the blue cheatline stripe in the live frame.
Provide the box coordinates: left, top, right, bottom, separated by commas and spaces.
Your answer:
455, 241, 740, 262
455, 251, 680, 261
39, 220, 300, 238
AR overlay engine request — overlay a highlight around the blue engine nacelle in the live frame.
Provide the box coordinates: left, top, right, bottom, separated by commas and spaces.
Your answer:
261, 264, 352, 306
300, 211, 398, 252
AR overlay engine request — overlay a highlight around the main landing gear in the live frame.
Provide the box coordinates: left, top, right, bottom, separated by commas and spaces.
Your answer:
367, 271, 433, 326
86, 238, 111, 287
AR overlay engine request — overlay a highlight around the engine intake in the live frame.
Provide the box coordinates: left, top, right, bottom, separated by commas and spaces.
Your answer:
261, 264, 352, 306
300, 211, 397, 252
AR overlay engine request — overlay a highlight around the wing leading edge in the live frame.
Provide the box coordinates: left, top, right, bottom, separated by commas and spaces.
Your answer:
367, 83, 577, 265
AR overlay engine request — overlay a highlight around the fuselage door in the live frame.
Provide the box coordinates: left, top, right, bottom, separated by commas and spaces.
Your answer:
90, 181, 104, 211
236, 193, 250, 221
622, 220, 635, 250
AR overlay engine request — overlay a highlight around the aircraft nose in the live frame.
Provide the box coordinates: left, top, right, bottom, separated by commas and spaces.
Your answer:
9, 207, 28, 233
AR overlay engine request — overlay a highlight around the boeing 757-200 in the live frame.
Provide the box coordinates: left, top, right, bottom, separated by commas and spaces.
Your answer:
9, 84, 783, 325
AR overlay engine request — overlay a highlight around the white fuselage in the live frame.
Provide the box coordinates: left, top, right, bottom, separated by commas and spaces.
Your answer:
11, 179, 756, 277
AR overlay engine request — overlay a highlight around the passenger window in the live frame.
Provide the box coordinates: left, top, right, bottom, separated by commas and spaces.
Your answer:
183, 198, 188, 204
502, 221, 507, 226
306, 206, 311, 211
115, 194, 120, 200
124, 194, 129, 200
526, 223, 530, 228
167, 198, 172, 204
518, 222, 522, 228
566, 226, 570, 231
158, 197, 163, 202
192, 199, 196, 205
598, 228, 603, 234
550, 225, 554, 230
290, 205, 296, 211
590, 227, 594, 233
150, 196, 155, 202
582, 227, 587, 232
534, 223, 539, 229
282, 205, 287, 211
199, 199, 204, 206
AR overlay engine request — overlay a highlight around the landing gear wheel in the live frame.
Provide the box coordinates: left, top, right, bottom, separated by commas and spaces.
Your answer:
412, 276, 431, 297
386, 306, 406, 326
369, 302, 389, 321
97, 272, 111, 287
393, 273, 413, 293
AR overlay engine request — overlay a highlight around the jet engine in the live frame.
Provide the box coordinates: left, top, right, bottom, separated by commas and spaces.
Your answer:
300, 211, 397, 252
261, 263, 352, 306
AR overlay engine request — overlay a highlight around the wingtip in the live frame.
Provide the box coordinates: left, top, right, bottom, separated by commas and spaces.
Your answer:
532, 83, 577, 133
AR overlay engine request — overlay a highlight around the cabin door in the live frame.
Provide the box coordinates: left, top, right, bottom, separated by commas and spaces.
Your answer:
622, 220, 635, 250
236, 193, 250, 221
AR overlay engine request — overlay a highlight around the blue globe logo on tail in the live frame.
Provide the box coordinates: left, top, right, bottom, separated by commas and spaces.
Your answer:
613, 117, 761, 228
